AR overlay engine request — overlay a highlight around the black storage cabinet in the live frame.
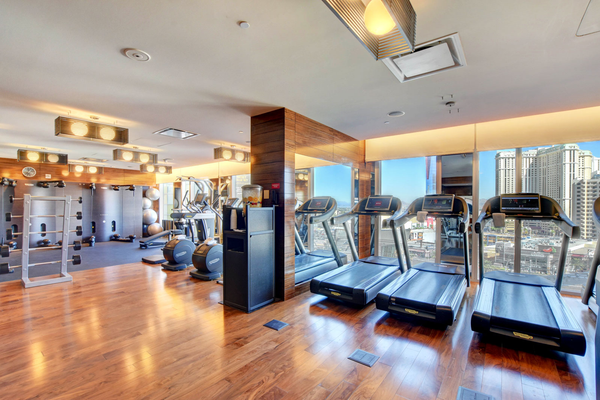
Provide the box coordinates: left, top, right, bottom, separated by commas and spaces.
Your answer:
222, 205, 275, 313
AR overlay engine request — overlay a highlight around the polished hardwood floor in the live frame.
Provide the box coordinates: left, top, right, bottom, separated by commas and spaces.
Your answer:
0, 263, 596, 400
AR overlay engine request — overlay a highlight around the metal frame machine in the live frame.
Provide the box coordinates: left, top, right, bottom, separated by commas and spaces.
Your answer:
582, 196, 600, 316
472, 193, 586, 355
376, 194, 470, 326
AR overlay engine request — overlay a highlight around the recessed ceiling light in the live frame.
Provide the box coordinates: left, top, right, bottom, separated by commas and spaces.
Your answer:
387, 111, 405, 117
122, 48, 151, 62
238, 21, 250, 29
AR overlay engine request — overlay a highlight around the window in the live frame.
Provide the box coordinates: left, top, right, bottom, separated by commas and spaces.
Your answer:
231, 174, 250, 200
159, 183, 174, 220
312, 164, 352, 255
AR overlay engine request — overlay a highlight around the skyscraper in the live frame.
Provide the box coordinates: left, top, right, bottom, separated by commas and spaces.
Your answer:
495, 144, 593, 218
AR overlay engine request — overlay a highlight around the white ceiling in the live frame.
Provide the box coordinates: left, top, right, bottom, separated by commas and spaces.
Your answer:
1, 0, 599, 169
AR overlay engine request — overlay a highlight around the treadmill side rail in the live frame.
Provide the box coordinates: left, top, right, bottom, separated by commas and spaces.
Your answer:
471, 278, 495, 333
542, 287, 587, 356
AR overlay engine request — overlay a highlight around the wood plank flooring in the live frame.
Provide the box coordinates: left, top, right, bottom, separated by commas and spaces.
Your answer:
0, 263, 596, 400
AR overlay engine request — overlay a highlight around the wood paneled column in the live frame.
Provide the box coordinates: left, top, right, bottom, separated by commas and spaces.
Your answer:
251, 108, 296, 300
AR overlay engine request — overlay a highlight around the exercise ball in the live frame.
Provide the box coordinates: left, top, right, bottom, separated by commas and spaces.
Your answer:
146, 187, 160, 201
142, 197, 152, 209
147, 223, 163, 236
143, 209, 158, 224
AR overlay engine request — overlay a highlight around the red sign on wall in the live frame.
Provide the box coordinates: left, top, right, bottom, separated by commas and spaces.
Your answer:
271, 183, 280, 189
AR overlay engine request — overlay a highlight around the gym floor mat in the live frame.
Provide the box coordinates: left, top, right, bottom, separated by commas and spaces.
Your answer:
348, 349, 379, 367
264, 319, 289, 331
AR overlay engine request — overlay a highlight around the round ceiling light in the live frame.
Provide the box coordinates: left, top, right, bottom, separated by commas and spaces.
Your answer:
139, 153, 150, 163
123, 48, 151, 62
27, 151, 40, 161
47, 154, 59, 163
122, 151, 134, 161
75, 165, 84, 173
71, 122, 89, 136
88, 166, 97, 173
146, 165, 155, 173
387, 111, 405, 117
222, 149, 233, 160
99, 127, 116, 141
235, 151, 245, 162
238, 21, 250, 29
158, 166, 166, 173
364, 0, 395, 36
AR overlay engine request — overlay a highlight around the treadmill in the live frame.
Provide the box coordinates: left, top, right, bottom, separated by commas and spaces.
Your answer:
295, 197, 345, 284
581, 197, 600, 316
310, 195, 403, 306
376, 194, 470, 326
472, 193, 586, 355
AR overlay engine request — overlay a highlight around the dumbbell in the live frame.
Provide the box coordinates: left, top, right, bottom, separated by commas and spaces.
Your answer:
37, 239, 52, 247
4, 254, 82, 269
6, 226, 82, 240
1, 240, 82, 258
5, 211, 82, 221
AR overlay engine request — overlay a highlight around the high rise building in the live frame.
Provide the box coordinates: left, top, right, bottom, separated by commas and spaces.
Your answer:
495, 144, 593, 218
572, 176, 600, 239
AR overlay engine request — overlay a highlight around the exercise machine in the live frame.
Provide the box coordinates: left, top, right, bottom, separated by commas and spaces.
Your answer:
376, 194, 470, 326
295, 197, 345, 284
161, 238, 195, 271
310, 195, 404, 306
139, 229, 183, 249
472, 193, 586, 355
581, 196, 600, 316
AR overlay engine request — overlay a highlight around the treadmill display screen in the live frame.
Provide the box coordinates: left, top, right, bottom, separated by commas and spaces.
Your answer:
422, 195, 454, 212
500, 194, 541, 213
365, 196, 392, 211
308, 197, 330, 210
225, 198, 238, 206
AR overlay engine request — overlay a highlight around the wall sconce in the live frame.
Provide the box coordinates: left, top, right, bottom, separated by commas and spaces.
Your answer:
214, 146, 249, 163
140, 164, 172, 174
55, 117, 128, 145
321, 0, 416, 60
17, 149, 68, 164
68, 164, 105, 174
113, 149, 158, 164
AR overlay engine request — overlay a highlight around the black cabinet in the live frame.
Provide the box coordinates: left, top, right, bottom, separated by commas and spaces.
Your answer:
222, 206, 275, 313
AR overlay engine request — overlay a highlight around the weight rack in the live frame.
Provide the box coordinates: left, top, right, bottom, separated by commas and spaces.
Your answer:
4, 194, 80, 288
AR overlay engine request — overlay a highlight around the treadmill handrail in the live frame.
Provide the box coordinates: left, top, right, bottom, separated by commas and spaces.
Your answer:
296, 197, 337, 225
582, 197, 600, 305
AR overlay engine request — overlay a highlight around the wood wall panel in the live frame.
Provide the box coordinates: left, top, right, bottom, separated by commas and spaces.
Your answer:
252, 108, 369, 300
0, 158, 156, 186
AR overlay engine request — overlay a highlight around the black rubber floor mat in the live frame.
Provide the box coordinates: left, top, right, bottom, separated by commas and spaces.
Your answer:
348, 349, 379, 367
264, 319, 289, 331
456, 386, 495, 400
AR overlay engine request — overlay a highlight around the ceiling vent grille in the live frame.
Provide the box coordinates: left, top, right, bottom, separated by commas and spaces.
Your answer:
382, 33, 466, 83
153, 127, 199, 140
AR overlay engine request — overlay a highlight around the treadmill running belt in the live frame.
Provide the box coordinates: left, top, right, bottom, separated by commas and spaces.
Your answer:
322, 264, 397, 294
492, 281, 560, 337
361, 256, 399, 266
390, 271, 455, 313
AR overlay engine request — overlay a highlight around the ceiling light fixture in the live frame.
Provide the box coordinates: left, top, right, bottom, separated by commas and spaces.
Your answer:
55, 117, 129, 145
387, 111, 405, 117
214, 146, 249, 163
140, 164, 171, 174
322, 0, 416, 60
18, 149, 68, 164
153, 127, 199, 140
113, 149, 158, 164
68, 164, 104, 174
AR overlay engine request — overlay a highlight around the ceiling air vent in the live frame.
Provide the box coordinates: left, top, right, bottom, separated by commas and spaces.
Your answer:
153, 127, 199, 140
382, 33, 466, 83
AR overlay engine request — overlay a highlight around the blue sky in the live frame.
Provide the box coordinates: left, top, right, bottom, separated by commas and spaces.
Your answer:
314, 164, 352, 206
381, 158, 427, 208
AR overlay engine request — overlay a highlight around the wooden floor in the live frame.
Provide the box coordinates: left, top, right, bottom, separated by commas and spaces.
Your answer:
0, 263, 596, 400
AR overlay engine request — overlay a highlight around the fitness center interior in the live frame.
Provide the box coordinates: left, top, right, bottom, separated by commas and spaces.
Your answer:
1, 1, 600, 399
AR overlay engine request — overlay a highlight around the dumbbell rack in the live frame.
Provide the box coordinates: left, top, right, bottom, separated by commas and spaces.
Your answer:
13, 194, 75, 288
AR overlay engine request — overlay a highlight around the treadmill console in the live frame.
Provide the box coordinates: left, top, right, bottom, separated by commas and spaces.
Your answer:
500, 194, 541, 213
225, 198, 238, 206
307, 197, 331, 211
365, 196, 393, 211
422, 195, 454, 212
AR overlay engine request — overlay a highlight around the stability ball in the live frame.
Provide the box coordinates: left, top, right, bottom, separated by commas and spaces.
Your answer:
147, 223, 163, 236
142, 197, 152, 209
146, 187, 160, 201
143, 209, 158, 225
